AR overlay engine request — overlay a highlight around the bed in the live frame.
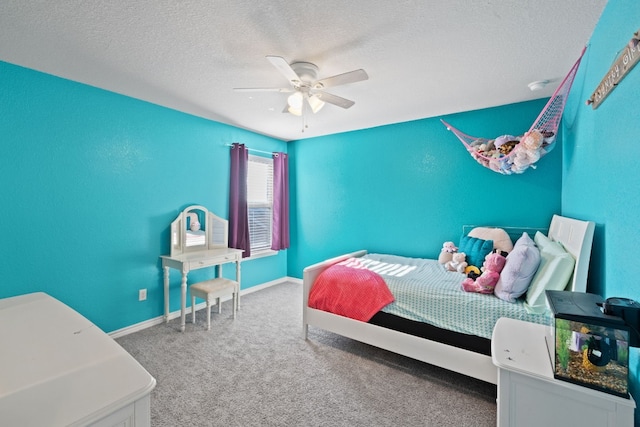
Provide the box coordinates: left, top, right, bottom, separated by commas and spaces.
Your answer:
302, 214, 595, 384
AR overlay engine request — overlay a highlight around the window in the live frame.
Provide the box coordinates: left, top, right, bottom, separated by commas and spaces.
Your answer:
247, 155, 273, 255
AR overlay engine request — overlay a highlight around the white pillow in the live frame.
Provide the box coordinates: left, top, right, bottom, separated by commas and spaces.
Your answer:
468, 227, 514, 254
524, 232, 576, 314
494, 233, 540, 303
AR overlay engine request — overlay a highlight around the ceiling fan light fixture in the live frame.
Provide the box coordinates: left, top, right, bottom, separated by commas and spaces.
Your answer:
239, 56, 368, 121
307, 94, 325, 113
287, 91, 303, 107
287, 105, 302, 116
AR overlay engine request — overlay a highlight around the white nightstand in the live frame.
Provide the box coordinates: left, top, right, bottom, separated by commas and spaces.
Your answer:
492, 317, 635, 427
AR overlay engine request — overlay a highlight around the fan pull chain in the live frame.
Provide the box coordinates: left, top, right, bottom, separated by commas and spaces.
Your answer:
301, 98, 308, 132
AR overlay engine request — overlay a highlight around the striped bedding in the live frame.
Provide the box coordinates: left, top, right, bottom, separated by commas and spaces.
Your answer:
359, 253, 550, 339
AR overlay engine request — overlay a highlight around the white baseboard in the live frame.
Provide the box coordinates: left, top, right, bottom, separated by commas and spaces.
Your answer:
109, 277, 297, 339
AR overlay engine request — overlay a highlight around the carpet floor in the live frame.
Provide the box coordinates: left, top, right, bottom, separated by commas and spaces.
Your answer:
116, 281, 497, 426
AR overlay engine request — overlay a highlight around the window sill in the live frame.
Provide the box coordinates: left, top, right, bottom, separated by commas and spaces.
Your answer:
244, 249, 278, 261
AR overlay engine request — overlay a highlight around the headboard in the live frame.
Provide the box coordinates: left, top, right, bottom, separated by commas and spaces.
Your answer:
462, 214, 595, 293
547, 214, 595, 293
170, 205, 229, 256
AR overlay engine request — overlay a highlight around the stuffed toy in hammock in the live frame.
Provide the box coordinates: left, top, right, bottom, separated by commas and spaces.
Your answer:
441, 47, 586, 175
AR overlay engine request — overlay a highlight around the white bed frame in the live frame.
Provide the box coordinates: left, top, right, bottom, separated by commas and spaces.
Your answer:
302, 214, 595, 384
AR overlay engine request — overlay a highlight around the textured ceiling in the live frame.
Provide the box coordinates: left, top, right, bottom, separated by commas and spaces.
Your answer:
0, 1, 607, 141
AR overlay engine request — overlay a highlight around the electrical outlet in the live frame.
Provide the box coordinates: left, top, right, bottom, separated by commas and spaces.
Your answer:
138, 289, 147, 301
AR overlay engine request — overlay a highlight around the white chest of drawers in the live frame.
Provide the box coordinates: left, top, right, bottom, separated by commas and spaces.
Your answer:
0, 293, 156, 426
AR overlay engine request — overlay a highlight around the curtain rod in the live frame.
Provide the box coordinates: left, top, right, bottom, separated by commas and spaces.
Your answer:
225, 143, 273, 156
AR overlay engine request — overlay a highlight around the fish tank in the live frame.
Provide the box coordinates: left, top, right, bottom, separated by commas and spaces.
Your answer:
545, 291, 629, 398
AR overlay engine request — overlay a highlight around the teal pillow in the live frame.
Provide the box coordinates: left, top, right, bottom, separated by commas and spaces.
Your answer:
459, 235, 493, 268
524, 232, 575, 314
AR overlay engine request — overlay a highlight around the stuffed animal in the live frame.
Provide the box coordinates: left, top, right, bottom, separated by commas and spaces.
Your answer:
509, 129, 545, 173
511, 146, 541, 173
438, 241, 458, 264
541, 130, 556, 146
498, 140, 519, 155
465, 265, 481, 280
521, 129, 544, 150
480, 249, 509, 272
445, 252, 467, 273
494, 134, 518, 154
461, 251, 507, 294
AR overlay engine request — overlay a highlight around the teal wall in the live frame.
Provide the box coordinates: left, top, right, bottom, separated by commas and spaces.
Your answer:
561, 0, 640, 414
0, 62, 287, 333
288, 99, 562, 275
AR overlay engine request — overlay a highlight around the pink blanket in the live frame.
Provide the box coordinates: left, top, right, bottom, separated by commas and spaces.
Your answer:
308, 258, 395, 322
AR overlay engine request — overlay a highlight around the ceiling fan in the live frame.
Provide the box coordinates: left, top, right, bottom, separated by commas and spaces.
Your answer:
234, 56, 368, 117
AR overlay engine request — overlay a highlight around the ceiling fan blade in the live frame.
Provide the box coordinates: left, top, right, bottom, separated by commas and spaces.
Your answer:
233, 87, 293, 93
266, 55, 301, 85
313, 91, 355, 109
314, 69, 368, 89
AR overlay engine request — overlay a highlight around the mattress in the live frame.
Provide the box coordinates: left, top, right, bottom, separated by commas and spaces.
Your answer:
368, 311, 492, 355
359, 253, 551, 340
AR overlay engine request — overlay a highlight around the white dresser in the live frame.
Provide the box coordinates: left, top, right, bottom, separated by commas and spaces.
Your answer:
0, 292, 156, 426
492, 317, 635, 427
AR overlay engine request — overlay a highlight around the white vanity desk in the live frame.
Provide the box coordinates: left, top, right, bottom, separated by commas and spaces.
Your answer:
160, 205, 242, 332
161, 248, 242, 332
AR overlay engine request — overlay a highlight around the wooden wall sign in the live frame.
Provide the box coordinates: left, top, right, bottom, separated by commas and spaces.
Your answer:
587, 29, 640, 109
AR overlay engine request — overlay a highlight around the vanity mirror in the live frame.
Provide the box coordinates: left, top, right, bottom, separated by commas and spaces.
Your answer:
170, 205, 228, 256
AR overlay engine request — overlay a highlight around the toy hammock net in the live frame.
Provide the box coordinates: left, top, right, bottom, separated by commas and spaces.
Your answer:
441, 47, 586, 175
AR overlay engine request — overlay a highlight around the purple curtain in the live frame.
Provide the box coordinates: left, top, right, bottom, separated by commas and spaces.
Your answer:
271, 152, 290, 250
229, 143, 250, 257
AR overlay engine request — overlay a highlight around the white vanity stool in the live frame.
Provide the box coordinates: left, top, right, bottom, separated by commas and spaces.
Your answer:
190, 278, 238, 330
